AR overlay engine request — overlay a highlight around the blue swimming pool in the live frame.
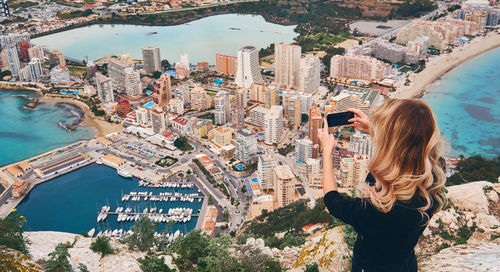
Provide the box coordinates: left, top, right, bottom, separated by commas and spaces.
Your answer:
251, 178, 258, 183
235, 164, 245, 170
145, 90, 152, 95
144, 102, 155, 109
113, 117, 122, 120
295, 161, 304, 165
60, 90, 79, 95
257, 133, 264, 136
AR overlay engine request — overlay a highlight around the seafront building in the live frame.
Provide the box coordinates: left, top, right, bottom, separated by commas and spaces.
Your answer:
50, 65, 70, 84
274, 43, 301, 90
6, 47, 21, 79
142, 46, 161, 74
153, 73, 171, 107
108, 58, 132, 89
215, 54, 237, 76
273, 165, 296, 208
264, 105, 283, 145
95, 73, 115, 104
49, 50, 66, 66
235, 46, 264, 88
299, 54, 321, 93
28, 46, 44, 61
371, 39, 426, 64
330, 54, 391, 81
175, 53, 190, 79
0, 33, 29, 51
235, 129, 258, 165
214, 90, 231, 125
28, 57, 43, 82
124, 67, 142, 98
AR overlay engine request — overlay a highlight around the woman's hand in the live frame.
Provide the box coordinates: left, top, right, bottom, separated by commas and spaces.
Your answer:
318, 118, 336, 156
348, 108, 371, 135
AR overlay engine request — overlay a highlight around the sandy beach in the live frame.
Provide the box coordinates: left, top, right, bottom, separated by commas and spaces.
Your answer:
43, 95, 123, 137
394, 31, 500, 99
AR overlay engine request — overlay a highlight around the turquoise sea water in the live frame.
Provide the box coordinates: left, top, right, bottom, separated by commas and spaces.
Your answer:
32, 14, 298, 63
422, 47, 500, 158
0, 90, 94, 167
16, 164, 202, 234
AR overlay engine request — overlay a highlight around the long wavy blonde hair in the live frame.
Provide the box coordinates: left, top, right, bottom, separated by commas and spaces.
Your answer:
366, 99, 446, 218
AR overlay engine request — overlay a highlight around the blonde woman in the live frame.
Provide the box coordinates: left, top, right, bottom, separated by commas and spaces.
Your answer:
319, 99, 446, 272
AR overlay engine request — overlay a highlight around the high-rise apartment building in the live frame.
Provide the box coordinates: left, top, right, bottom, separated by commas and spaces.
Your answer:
6, 48, 21, 79
349, 133, 373, 158
339, 155, 370, 188
17, 41, 30, 61
174, 85, 190, 104
215, 54, 237, 76
273, 165, 296, 207
142, 46, 161, 74
214, 90, 231, 125
0, 33, 29, 51
232, 104, 245, 129
168, 98, 184, 115
28, 46, 44, 61
299, 54, 320, 94
190, 86, 211, 111
86, 61, 97, 78
108, 59, 131, 89
295, 138, 313, 163
18, 66, 30, 82
309, 107, 322, 146
136, 108, 151, 127
300, 93, 312, 114
214, 127, 233, 147
235, 46, 264, 88
285, 96, 301, 128
236, 88, 249, 108
306, 158, 322, 188
249, 106, 268, 127
49, 50, 66, 66
95, 73, 115, 103
28, 58, 43, 82
265, 86, 280, 109
258, 151, 279, 190
153, 73, 171, 107
0, 0, 10, 18
124, 67, 142, 98
250, 83, 266, 103
274, 43, 301, 90
150, 108, 167, 134
264, 105, 283, 145
50, 65, 70, 84
330, 54, 391, 81
235, 129, 258, 164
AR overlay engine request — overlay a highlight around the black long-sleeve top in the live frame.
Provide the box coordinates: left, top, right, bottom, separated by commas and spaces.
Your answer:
323, 175, 438, 272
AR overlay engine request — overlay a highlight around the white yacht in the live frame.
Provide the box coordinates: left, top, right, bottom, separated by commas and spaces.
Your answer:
117, 169, 132, 178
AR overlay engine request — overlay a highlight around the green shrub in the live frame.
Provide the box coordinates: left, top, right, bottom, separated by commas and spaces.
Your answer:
90, 236, 114, 257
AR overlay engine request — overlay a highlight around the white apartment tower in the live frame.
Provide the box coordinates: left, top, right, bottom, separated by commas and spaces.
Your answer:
28, 46, 44, 61
299, 55, 321, 94
295, 138, 313, 163
95, 73, 115, 103
274, 43, 301, 90
258, 152, 279, 190
235, 46, 264, 88
264, 105, 283, 145
142, 46, 161, 74
6, 48, 21, 79
28, 57, 43, 82
214, 90, 231, 125
124, 67, 142, 98
235, 129, 258, 164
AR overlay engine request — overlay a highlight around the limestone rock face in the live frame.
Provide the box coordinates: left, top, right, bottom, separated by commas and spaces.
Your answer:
26, 231, 147, 272
446, 181, 493, 214
0, 247, 44, 272
293, 226, 351, 272
419, 239, 500, 272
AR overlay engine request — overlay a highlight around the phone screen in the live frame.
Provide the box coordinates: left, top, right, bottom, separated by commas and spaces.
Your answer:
326, 112, 354, 127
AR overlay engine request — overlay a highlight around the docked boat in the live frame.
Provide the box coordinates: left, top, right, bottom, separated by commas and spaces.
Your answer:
117, 169, 132, 178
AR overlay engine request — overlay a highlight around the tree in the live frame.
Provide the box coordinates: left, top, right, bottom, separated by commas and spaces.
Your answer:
447, 155, 500, 185
237, 245, 282, 272
305, 263, 319, 272
169, 229, 210, 271
138, 255, 174, 272
161, 60, 171, 70
78, 263, 90, 272
46, 243, 72, 272
0, 210, 30, 255
152, 71, 162, 79
90, 236, 114, 257
123, 217, 159, 251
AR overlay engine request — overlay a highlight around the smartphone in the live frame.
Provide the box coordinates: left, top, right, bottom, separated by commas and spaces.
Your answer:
326, 112, 354, 127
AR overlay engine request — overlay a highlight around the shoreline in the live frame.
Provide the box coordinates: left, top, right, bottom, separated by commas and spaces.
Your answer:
394, 32, 500, 99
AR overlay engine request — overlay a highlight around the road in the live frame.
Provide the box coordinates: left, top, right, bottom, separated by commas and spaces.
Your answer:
140, 0, 259, 16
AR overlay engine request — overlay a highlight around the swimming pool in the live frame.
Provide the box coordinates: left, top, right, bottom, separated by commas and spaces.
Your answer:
144, 102, 155, 109
235, 164, 245, 170
251, 178, 258, 183
113, 117, 122, 120
60, 90, 80, 95
257, 133, 264, 136
145, 90, 152, 95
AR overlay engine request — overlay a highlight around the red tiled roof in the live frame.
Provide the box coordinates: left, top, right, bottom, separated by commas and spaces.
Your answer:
173, 117, 188, 126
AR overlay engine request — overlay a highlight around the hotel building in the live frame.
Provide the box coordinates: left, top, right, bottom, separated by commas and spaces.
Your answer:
299, 54, 321, 93
95, 73, 114, 104
235, 46, 264, 88
215, 54, 237, 76
124, 67, 142, 98
153, 73, 171, 107
142, 46, 161, 74
274, 43, 301, 90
